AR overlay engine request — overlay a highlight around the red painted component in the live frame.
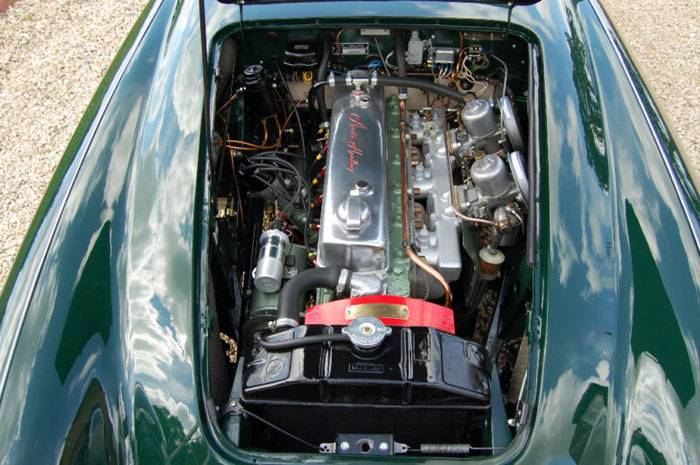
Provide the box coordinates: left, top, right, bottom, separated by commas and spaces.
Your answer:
305, 295, 455, 334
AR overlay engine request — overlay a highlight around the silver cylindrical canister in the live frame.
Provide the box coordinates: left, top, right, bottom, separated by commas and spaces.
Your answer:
471, 154, 511, 198
254, 229, 290, 293
460, 97, 498, 138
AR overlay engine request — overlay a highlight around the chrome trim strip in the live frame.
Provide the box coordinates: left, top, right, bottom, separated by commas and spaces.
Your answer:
526, 44, 539, 268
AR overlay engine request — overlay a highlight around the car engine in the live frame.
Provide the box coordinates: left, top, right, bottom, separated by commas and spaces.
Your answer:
208, 26, 535, 458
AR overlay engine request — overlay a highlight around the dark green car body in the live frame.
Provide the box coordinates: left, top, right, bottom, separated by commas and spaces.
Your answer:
1, 0, 699, 463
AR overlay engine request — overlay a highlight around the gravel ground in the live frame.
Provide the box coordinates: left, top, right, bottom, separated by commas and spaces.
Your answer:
0, 0, 148, 290
0, 0, 699, 291
599, 0, 700, 170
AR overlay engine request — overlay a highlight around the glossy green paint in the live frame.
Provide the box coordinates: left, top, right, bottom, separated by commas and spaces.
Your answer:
0, 0, 156, 319
0, 0, 213, 462
386, 95, 411, 297
0, 0, 699, 464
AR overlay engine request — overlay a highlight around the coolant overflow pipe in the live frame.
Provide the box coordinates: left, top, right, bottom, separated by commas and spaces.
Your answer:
315, 32, 334, 123
275, 267, 345, 329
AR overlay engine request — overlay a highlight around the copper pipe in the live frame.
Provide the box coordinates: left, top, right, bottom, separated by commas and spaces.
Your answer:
406, 247, 452, 307
273, 115, 283, 149
399, 100, 453, 307
216, 90, 241, 120
273, 88, 288, 123
336, 28, 348, 59
437, 100, 498, 227
226, 115, 283, 151
262, 119, 269, 146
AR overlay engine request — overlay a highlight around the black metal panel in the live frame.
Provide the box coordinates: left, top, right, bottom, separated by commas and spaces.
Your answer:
243, 325, 490, 406
240, 325, 490, 449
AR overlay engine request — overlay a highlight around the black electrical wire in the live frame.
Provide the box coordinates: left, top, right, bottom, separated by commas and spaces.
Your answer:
249, 174, 294, 205
253, 150, 305, 159
254, 333, 350, 351
315, 32, 333, 124
253, 156, 307, 198
249, 150, 306, 159
260, 174, 302, 223
240, 151, 312, 254
274, 61, 308, 177
248, 152, 310, 205
251, 154, 311, 253
243, 163, 302, 219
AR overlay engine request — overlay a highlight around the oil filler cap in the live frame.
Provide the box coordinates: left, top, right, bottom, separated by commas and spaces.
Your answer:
342, 316, 392, 349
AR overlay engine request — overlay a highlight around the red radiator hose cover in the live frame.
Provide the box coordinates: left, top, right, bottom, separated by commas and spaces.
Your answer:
305, 295, 455, 334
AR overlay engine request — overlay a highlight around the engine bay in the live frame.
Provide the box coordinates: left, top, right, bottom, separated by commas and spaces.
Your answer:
207, 24, 536, 458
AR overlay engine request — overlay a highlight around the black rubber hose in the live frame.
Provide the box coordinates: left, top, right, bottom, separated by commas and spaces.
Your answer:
255, 333, 350, 351
277, 267, 345, 326
315, 32, 333, 123
410, 263, 446, 300
395, 31, 407, 94
376, 76, 468, 102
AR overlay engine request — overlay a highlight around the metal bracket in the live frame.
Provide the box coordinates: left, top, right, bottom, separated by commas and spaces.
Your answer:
320, 434, 408, 455
220, 399, 244, 418
336, 269, 350, 295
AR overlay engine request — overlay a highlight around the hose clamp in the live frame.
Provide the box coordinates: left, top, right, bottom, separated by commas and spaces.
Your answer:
336, 269, 351, 295
273, 318, 300, 330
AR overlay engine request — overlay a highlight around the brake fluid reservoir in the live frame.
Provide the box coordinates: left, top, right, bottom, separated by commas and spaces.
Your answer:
254, 229, 290, 293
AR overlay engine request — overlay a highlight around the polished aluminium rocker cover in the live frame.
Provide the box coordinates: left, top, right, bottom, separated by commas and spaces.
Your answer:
317, 84, 389, 275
